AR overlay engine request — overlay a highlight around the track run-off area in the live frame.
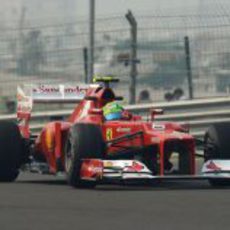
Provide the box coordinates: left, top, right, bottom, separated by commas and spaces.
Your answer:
0, 162, 230, 230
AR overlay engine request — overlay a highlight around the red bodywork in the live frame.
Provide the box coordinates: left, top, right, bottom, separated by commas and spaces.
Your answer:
19, 84, 195, 176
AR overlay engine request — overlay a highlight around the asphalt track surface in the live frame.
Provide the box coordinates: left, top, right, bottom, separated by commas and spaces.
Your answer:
0, 161, 230, 230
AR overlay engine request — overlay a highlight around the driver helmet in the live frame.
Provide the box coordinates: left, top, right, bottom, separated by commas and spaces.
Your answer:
103, 101, 124, 121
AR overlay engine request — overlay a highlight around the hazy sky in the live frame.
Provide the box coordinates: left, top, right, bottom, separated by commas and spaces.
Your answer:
1, 0, 229, 25
76, 0, 230, 17
76, 0, 201, 17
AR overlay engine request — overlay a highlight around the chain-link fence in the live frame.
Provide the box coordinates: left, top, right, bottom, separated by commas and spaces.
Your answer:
1, 8, 230, 113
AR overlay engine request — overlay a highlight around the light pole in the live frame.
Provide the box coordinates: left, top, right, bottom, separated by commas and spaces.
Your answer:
88, 0, 95, 83
184, 36, 193, 99
126, 10, 138, 104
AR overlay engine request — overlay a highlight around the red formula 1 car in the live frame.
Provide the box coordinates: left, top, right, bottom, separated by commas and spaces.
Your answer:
0, 77, 230, 188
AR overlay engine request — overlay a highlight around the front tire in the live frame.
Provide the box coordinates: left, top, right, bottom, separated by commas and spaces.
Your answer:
204, 123, 230, 187
65, 123, 105, 188
0, 121, 23, 182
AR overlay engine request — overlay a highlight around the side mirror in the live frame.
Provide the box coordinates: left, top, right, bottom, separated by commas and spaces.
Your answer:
150, 108, 163, 121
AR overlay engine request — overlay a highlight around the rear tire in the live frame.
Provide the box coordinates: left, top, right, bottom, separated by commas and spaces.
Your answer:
204, 123, 230, 187
0, 121, 23, 182
65, 123, 105, 188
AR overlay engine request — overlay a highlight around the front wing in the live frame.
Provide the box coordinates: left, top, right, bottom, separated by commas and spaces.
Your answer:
79, 159, 230, 184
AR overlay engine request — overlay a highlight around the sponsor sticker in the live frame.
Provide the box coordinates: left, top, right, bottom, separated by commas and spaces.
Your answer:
152, 123, 165, 131
124, 161, 144, 172
206, 161, 221, 171
32, 84, 88, 100
106, 128, 113, 141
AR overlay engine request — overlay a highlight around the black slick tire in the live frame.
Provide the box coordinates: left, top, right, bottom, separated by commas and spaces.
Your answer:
204, 123, 230, 187
0, 121, 23, 182
65, 123, 105, 188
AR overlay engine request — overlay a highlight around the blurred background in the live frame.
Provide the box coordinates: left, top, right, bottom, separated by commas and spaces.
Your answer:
1, 0, 230, 112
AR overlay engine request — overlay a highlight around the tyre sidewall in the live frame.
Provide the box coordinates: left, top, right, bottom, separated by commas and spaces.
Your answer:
0, 121, 23, 181
65, 123, 105, 188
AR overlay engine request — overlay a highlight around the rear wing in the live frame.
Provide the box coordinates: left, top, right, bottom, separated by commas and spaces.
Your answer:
17, 83, 96, 137
17, 83, 99, 111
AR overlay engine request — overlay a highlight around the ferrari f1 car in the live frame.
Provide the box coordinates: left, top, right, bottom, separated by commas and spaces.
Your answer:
0, 77, 230, 188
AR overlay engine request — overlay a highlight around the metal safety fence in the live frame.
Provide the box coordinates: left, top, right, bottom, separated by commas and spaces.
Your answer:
1, 3, 230, 113
1, 97, 230, 139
